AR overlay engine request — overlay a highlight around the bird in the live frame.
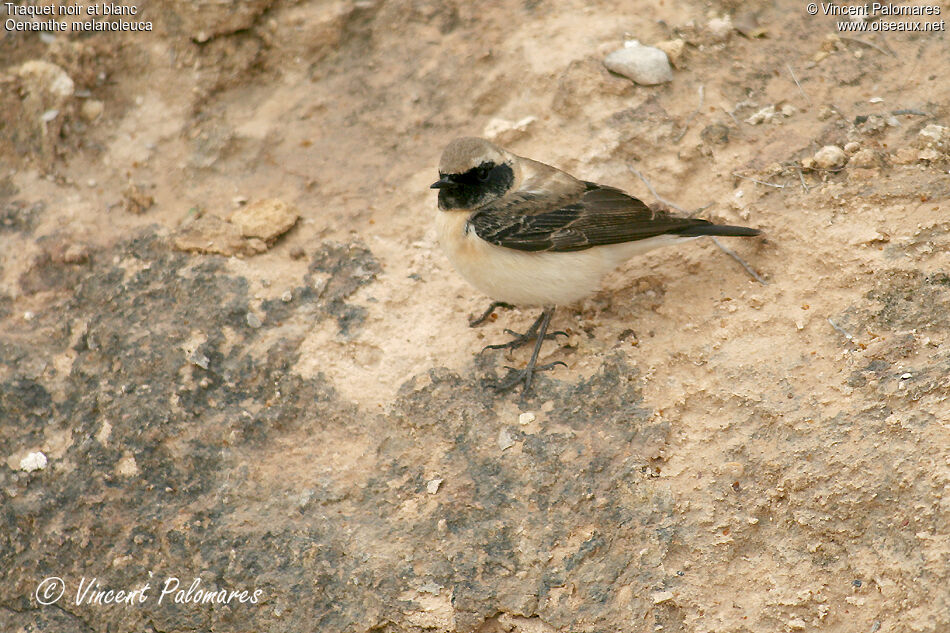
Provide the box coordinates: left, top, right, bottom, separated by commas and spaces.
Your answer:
431, 137, 761, 394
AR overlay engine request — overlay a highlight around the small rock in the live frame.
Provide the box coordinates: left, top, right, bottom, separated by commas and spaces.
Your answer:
801, 156, 817, 170
173, 214, 267, 257
518, 412, 536, 425
652, 590, 674, 604
868, 96, 884, 104
707, 16, 733, 42
814, 145, 847, 169
426, 478, 443, 494
850, 148, 879, 168
745, 105, 777, 125
787, 618, 807, 631
780, 104, 796, 117
654, 38, 686, 68
80, 99, 104, 122
17, 60, 75, 99
844, 141, 861, 154
604, 41, 673, 85
116, 454, 139, 477
919, 123, 949, 144
246, 312, 263, 329
20, 451, 48, 472
230, 198, 299, 242
817, 105, 836, 120
498, 428, 515, 451
918, 148, 940, 161
281, 290, 293, 303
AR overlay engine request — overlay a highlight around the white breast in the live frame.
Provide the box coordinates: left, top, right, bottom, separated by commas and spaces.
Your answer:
436, 210, 691, 307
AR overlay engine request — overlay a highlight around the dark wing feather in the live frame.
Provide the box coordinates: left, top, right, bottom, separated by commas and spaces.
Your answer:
470, 182, 714, 253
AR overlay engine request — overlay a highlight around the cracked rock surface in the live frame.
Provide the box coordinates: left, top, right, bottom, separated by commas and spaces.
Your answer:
2, 1, 949, 631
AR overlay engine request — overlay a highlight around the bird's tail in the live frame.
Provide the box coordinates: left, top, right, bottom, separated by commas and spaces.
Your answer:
676, 223, 761, 237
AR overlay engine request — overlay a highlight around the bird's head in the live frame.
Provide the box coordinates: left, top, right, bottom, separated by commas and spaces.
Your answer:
431, 137, 516, 211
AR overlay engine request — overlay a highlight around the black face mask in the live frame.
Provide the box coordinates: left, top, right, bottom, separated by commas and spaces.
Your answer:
432, 162, 515, 210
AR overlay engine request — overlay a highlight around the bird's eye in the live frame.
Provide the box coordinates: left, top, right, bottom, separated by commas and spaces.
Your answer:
477, 165, 492, 182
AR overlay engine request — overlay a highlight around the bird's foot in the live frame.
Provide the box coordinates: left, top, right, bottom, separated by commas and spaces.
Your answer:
481, 328, 568, 352
492, 361, 568, 394
469, 301, 515, 327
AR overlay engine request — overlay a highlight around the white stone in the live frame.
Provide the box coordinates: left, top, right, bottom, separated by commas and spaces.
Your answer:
604, 41, 673, 85
20, 451, 48, 472
814, 145, 847, 169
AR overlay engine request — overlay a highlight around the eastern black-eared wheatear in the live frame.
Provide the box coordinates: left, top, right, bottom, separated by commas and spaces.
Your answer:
432, 137, 761, 393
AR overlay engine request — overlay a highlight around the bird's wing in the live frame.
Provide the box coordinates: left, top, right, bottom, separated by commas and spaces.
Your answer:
470, 182, 713, 253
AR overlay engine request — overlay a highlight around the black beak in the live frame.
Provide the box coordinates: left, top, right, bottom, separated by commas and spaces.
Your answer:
430, 176, 454, 189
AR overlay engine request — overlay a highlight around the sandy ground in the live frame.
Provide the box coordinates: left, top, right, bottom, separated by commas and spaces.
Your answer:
1, 1, 949, 632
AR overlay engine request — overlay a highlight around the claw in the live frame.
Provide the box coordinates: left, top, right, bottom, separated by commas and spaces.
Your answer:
491, 360, 566, 393
469, 301, 515, 327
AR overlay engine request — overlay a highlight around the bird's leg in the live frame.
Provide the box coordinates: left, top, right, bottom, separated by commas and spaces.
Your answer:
481, 309, 568, 352
469, 301, 515, 327
491, 307, 567, 394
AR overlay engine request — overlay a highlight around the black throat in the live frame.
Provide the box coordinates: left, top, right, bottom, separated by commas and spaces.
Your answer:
438, 162, 514, 210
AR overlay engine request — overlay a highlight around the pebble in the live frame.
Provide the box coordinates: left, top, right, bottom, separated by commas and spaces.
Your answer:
426, 478, 443, 494
115, 454, 139, 477
230, 198, 299, 242
918, 124, 949, 148
20, 451, 48, 472
81, 99, 104, 122
246, 312, 263, 329
652, 591, 674, 604
281, 290, 293, 303
604, 41, 673, 85
814, 145, 847, 169
849, 148, 878, 168
173, 214, 267, 257
16, 60, 74, 99
654, 38, 686, 68
518, 412, 536, 425
745, 105, 777, 125
844, 141, 861, 154
869, 96, 884, 104
498, 428, 515, 451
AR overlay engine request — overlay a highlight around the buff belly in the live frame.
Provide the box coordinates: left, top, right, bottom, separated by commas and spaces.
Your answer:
436, 210, 692, 307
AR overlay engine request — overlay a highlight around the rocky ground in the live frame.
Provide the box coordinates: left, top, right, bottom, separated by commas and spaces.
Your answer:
1, 1, 948, 632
